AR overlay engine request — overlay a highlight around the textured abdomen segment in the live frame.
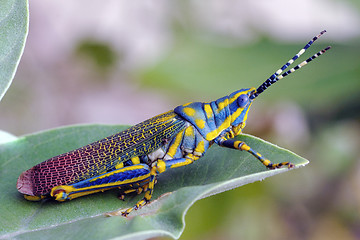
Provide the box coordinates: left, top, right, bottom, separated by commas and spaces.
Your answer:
17, 110, 187, 196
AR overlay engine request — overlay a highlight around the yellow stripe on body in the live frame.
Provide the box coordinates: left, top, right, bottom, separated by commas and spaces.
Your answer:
195, 119, 205, 129
204, 103, 213, 119
185, 126, 194, 137
183, 107, 196, 116
205, 115, 231, 140
203, 90, 255, 140
156, 160, 166, 173
88, 165, 149, 188
241, 102, 251, 124
90, 165, 149, 183
216, 99, 228, 113
169, 154, 199, 169
131, 156, 140, 165
215, 91, 246, 115
24, 195, 46, 201
206, 105, 248, 141
231, 122, 245, 136
228, 93, 241, 104
166, 130, 184, 158
228, 88, 255, 103
51, 165, 151, 201
194, 140, 205, 155
115, 162, 124, 169
53, 186, 105, 201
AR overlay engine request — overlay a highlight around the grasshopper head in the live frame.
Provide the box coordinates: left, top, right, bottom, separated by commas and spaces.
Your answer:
227, 88, 256, 133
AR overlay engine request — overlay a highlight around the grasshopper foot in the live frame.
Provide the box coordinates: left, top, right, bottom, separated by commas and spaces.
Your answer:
121, 198, 149, 217
267, 161, 295, 169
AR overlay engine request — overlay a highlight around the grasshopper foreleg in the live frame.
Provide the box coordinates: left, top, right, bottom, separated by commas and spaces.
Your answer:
218, 139, 294, 169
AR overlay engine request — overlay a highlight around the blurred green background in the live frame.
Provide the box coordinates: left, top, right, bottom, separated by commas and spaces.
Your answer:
1, 1, 359, 239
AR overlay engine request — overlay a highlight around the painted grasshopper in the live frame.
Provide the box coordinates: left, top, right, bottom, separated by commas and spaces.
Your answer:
17, 31, 330, 216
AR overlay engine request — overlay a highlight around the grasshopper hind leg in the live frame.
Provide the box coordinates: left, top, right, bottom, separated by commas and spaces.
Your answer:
50, 164, 151, 201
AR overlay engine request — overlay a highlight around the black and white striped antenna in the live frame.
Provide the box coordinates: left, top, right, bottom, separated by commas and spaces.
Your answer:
250, 30, 331, 99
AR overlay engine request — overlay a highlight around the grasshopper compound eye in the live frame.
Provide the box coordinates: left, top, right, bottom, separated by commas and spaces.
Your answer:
237, 94, 249, 108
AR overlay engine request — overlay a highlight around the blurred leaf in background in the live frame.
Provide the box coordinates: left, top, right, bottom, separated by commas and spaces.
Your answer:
0, 0, 28, 101
75, 39, 118, 78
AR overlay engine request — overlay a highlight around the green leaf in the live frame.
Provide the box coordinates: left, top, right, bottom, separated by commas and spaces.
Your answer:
0, 0, 28, 101
0, 124, 308, 239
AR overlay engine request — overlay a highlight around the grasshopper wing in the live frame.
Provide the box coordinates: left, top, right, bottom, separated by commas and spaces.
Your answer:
17, 111, 187, 196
